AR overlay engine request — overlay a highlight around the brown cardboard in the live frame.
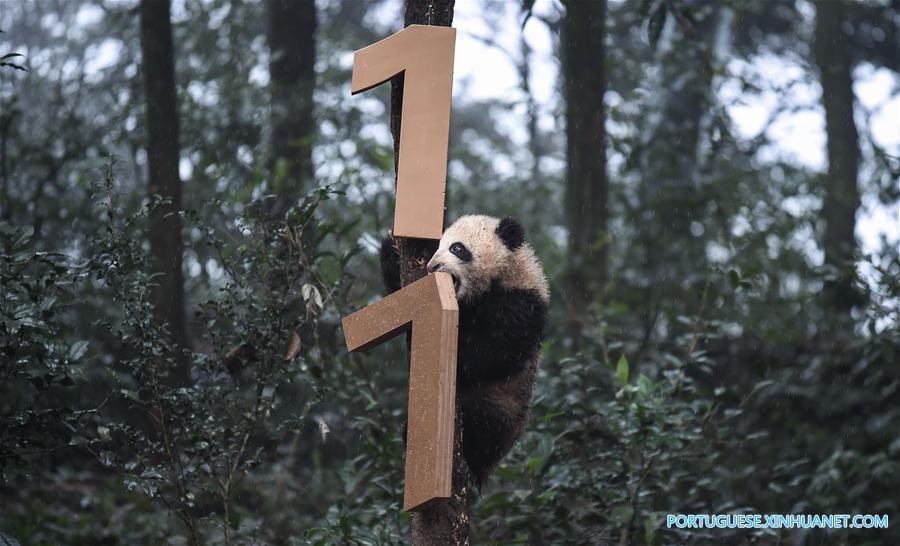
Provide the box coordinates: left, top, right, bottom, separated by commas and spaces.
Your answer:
342, 272, 459, 511
351, 25, 456, 240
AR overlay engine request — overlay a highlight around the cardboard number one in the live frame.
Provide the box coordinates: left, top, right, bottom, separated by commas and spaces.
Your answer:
342, 25, 458, 513
351, 24, 456, 240
342, 273, 458, 512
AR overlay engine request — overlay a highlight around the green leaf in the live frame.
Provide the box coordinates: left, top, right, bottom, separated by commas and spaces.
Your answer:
616, 354, 629, 386
68, 340, 89, 361
637, 373, 652, 395
645, 512, 657, 544
610, 505, 633, 526
11, 225, 34, 249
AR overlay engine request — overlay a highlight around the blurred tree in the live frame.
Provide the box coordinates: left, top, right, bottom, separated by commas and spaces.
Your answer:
266, 0, 317, 220
627, 2, 733, 351
561, 0, 608, 346
139, 0, 189, 384
815, 0, 862, 318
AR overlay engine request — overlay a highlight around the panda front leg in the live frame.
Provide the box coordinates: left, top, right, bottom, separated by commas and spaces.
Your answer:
379, 236, 401, 295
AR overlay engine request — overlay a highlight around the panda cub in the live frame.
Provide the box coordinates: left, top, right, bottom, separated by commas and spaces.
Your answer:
381, 215, 549, 486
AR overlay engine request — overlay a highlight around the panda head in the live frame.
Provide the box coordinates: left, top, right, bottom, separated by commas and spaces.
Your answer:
426, 215, 527, 302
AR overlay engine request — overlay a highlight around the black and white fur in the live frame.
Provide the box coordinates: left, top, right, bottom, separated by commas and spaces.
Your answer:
381, 215, 549, 486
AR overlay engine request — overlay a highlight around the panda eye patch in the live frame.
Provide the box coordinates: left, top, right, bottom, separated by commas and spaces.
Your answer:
449, 242, 472, 262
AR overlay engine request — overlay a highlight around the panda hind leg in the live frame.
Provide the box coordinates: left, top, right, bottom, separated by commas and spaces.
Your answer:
461, 396, 523, 488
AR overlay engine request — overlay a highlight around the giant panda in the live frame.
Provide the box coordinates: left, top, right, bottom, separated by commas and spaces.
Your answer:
380, 215, 549, 486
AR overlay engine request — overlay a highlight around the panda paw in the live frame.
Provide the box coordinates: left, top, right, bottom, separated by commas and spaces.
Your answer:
379, 236, 401, 295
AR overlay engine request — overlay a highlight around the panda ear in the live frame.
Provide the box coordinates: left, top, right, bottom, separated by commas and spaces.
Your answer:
496, 217, 525, 250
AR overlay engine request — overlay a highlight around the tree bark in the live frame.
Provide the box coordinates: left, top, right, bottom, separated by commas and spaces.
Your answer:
390, 1, 468, 544
266, 0, 317, 220
139, 0, 189, 385
815, 0, 861, 318
561, 0, 608, 345
632, 5, 727, 350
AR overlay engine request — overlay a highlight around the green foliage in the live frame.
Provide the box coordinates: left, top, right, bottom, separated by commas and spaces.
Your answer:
0, 221, 96, 480
1, 170, 359, 544
83, 179, 348, 544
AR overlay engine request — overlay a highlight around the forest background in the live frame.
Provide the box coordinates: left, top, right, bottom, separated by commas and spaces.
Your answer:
1, 0, 898, 544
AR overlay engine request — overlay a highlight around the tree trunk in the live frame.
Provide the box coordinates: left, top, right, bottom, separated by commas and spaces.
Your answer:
561, 0, 608, 345
815, 0, 861, 318
266, 0, 317, 220
139, 0, 189, 385
633, 6, 727, 350
0, 107, 11, 224
390, 1, 468, 544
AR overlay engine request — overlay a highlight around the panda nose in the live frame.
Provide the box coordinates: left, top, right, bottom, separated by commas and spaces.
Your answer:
427, 262, 442, 274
